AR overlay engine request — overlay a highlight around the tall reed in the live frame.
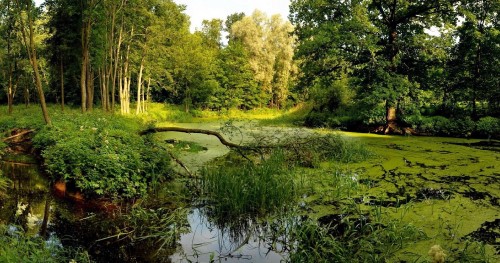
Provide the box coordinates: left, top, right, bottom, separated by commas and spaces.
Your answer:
200, 150, 300, 220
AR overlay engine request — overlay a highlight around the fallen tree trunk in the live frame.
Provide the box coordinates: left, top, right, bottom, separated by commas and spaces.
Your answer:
139, 127, 247, 149
2, 129, 35, 142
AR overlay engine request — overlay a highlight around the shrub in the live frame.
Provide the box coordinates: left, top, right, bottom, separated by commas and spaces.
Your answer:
449, 117, 475, 137
304, 111, 329, 127
419, 116, 452, 136
476, 116, 500, 139
31, 112, 171, 198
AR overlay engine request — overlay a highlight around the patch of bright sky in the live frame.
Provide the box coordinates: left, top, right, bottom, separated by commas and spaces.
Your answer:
174, 0, 291, 32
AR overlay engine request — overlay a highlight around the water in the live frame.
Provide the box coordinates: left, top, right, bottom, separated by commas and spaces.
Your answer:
170, 208, 286, 262
0, 156, 290, 262
0, 160, 51, 237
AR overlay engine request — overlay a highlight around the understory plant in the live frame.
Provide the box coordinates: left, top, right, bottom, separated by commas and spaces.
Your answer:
31, 112, 171, 198
0, 225, 91, 263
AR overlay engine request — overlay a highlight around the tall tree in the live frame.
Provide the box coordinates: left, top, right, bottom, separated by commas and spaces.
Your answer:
449, 0, 500, 118
231, 10, 296, 108
14, 0, 51, 125
290, 0, 459, 133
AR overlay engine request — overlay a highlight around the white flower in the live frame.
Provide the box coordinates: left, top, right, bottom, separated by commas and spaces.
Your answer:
16, 203, 28, 216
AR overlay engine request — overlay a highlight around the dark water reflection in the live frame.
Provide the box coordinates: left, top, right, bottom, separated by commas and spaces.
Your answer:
0, 159, 293, 262
0, 160, 50, 236
170, 208, 289, 262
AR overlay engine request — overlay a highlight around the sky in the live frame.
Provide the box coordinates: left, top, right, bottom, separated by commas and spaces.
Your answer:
174, 0, 291, 32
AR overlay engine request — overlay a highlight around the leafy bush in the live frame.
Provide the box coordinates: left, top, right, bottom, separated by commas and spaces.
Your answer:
304, 111, 329, 127
31, 112, 171, 198
417, 116, 483, 137
476, 116, 500, 139
449, 117, 475, 137
419, 116, 451, 135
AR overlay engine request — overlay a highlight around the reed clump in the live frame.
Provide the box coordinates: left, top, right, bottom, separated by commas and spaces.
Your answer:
200, 150, 300, 220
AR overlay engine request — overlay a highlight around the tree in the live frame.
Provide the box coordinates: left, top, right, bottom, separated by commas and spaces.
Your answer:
231, 10, 296, 108
14, 0, 51, 125
290, 0, 459, 133
45, 0, 82, 111
214, 41, 259, 110
449, 0, 500, 118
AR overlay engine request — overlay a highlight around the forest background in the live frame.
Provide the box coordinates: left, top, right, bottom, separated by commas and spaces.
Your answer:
0, 0, 499, 137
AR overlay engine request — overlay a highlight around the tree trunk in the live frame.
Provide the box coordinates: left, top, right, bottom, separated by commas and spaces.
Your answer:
87, 67, 94, 111
384, 24, 399, 134
384, 103, 398, 134
8, 66, 13, 115
145, 77, 151, 111
112, 22, 124, 112
60, 58, 65, 111
143, 77, 150, 112
120, 28, 132, 115
80, 17, 92, 113
135, 57, 145, 114
100, 67, 108, 111
15, 0, 51, 125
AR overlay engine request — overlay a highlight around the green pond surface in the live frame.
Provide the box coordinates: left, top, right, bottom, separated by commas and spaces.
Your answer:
1, 123, 499, 262
335, 132, 500, 261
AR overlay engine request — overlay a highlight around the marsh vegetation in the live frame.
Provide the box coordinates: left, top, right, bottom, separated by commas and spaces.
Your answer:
0, 105, 498, 262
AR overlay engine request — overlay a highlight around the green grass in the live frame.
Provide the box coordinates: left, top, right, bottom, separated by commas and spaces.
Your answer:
288, 214, 426, 263
200, 150, 302, 220
0, 225, 92, 263
135, 102, 311, 124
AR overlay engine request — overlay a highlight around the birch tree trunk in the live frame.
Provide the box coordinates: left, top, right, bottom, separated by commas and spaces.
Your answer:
135, 57, 145, 114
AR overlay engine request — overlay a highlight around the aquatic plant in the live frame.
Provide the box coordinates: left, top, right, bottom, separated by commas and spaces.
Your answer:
110, 206, 189, 253
288, 215, 426, 263
200, 150, 301, 220
0, 171, 11, 197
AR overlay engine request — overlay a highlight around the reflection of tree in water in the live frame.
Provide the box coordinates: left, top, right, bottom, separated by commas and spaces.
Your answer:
49, 205, 186, 263
0, 161, 50, 236
198, 206, 297, 260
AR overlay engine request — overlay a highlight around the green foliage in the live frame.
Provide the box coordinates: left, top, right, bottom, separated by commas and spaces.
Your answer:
288, 216, 425, 263
0, 226, 91, 263
0, 171, 10, 197
27, 110, 171, 198
476, 117, 500, 138
169, 140, 207, 153
311, 134, 371, 163
0, 106, 46, 132
280, 134, 371, 168
200, 151, 300, 219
